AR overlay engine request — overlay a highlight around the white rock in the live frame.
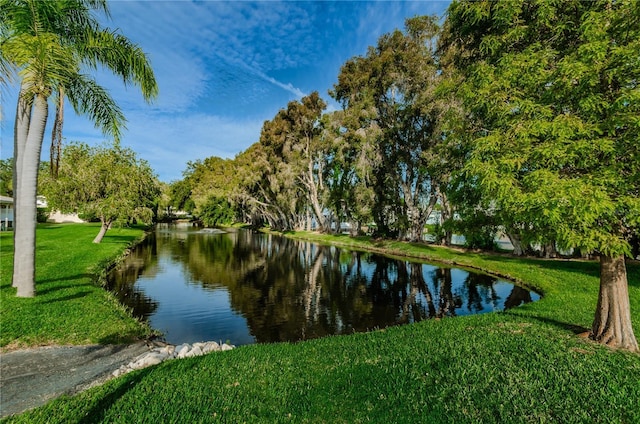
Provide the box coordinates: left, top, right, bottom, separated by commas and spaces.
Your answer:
175, 344, 191, 358
112, 367, 124, 377
202, 341, 220, 353
110, 340, 234, 382
159, 345, 175, 357
145, 352, 169, 365
184, 345, 203, 357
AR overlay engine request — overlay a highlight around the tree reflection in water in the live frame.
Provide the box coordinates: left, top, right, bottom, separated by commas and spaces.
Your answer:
107, 226, 540, 345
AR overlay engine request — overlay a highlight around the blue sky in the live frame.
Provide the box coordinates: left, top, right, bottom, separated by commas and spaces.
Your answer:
1, 1, 451, 182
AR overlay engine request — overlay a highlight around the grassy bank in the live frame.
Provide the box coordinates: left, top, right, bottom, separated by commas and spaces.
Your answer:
2, 229, 639, 423
0, 223, 151, 349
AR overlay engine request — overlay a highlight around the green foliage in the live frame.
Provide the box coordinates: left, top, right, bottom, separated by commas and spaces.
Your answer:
0, 158, 13, 196
199, 196, 235, 227
331, 16, 461, 241
450, 214, 497, 251
41, 142, 160, 227
184, 156, 238, 212
169, 178, 195, 213
443, 0, 640, 257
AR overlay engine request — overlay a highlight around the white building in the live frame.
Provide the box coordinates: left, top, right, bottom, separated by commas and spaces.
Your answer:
0, 196, 13, 231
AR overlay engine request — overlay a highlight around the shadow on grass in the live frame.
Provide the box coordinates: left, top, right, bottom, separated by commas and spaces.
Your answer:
40, 291, 92, 304
37, 274, 93, 287
78, 367, 154, 422
36, 224, 63, 230
504, 311, 590, 334
100, 235, 140, 244
34, 276, 94, 297
1, 279, 94, 296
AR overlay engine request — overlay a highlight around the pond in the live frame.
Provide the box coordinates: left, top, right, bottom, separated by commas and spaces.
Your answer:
107, 225, 540, 345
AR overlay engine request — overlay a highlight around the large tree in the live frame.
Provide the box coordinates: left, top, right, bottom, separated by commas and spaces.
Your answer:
1, 0, 157, 297
266, 92, 329, 232
237, 93, 329, 232
442, 0, 639, 350
41, 142, 159, 243
320, 110, 377, 236
332, 16, 451, 241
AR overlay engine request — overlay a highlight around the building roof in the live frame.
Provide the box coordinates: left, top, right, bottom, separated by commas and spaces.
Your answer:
0, 196, 13, 204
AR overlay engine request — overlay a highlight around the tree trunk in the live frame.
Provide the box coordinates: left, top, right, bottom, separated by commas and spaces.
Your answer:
405, 188, 438, 243
591, 254, 638, 351
13, 94, 48, 297
50, 87, 64, 178
12, 85, 32, 288
93, 219, 111, 243
507, 232, 525, 256
439, 191, 453, 246
303, 160, 329, 233
349, 220, 361, 237
542, 241, 557, 259
405, 204, 426, 242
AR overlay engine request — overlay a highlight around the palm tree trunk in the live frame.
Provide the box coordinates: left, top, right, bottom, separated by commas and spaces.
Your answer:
12, 84, 32, 288
591, 254, 638, 351
50, 88, 64, 178
13, 94, 48, 297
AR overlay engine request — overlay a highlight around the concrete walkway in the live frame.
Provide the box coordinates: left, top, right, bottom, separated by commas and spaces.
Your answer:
0, 343, 151, 418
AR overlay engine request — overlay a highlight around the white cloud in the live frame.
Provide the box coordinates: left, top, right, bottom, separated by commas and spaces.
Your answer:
115, 111, 264, 181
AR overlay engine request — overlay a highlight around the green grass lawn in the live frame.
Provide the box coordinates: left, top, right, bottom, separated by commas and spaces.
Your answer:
0, 223, 151, 349
1, 226, 639, 423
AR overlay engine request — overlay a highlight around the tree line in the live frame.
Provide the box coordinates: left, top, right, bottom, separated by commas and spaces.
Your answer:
168, 1, 639, 350
4, 0, 638, 350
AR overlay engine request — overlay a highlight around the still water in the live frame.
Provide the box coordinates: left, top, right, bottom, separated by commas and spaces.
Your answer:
107, 225, 540, 345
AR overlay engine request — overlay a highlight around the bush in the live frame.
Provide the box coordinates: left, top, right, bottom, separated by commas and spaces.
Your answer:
199, 197, 235, 227
36, 207, 49, 223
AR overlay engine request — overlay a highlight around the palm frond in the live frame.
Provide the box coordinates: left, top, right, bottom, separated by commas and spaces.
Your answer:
81, 29, 158, 102
65, 73, 126, 142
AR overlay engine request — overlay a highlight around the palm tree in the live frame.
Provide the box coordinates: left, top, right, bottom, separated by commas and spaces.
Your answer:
1, 0, 158, 297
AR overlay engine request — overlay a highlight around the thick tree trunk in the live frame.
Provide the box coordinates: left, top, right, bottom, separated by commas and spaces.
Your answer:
13, 94, 48, 297
405, 205, 426, 242
542, 241, 557, 259
405, 188, 438, 243
349, 220, 361, 237
93, 219, 111, 243
591, 255, 638, 351
303, 159, 329, 233
507, 232, 526, 256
